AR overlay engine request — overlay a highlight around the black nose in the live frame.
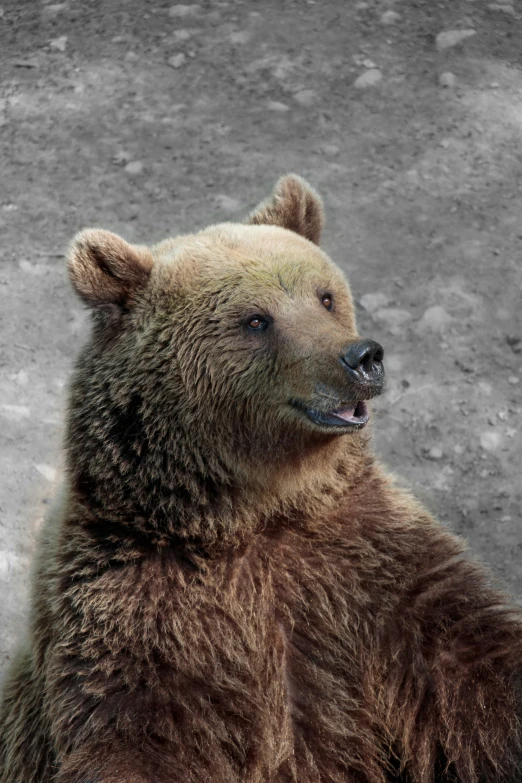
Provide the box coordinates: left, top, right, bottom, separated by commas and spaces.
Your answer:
341, 339, 384, 385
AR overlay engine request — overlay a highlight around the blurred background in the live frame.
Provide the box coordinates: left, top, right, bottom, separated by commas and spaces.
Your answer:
0, 0, 521, 683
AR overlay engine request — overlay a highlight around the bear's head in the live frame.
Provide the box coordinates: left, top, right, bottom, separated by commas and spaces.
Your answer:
67, 176, 385, 541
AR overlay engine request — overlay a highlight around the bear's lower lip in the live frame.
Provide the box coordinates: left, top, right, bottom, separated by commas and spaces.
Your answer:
292, 400, 369, 430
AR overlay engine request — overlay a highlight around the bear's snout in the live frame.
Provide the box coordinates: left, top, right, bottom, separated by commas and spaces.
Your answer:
340, 339, 385, 392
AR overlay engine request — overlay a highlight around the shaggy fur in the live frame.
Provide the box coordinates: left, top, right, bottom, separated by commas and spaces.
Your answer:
1, 175, 521, 783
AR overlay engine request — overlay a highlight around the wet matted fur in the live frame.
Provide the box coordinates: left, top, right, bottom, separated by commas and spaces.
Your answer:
1, 176, 521, 783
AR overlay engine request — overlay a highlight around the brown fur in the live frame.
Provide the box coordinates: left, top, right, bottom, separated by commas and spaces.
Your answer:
1, 175, 521, 783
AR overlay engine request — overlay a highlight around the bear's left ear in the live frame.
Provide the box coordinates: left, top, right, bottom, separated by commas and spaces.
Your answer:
247, 174, 324, 245
68, 229, 154, 309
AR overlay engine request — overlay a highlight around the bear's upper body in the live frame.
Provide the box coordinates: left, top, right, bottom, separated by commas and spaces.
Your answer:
1, 176, 522, 783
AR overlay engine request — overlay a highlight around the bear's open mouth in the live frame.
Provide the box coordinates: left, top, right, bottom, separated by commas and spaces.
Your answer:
292, 400, 369, 430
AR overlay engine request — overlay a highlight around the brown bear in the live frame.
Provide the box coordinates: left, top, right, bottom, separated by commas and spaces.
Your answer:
1, 175, 521, 783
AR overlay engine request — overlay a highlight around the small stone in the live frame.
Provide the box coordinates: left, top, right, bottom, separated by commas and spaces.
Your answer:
373, 307, 412, 332
355, 2, 369, 9
320, 143, 340, 157
35, 464, 57, 482
293, 89, 317, 107
506, 427, 518, 438
124, 51, 139, 63
168, 53, 186, 69
0, 404, 31, 420
419, 305, 452, 333
454, 443, 465, 455
506, 334, 521, 353
426, 446, 444, 461
362, 58, 377, 69
380, 10, 400, 24
124, 160, 144, 175
487, 3, 516, 15
42, 3, 68, 16
230, 30, 251, 45
267, 101, 290, 112
359, 292, 389, 313
111, 35, 127, 43
173, 29, 193, 41
508, 376, 519, 385
113, 149, 131, 165
439, 138, 451, 148
168, 4, 200, 17
480, 431, 503, 452
13, 58, 40, 68
215, 194, 241, 214
435, 29, 476, 50
354, 69, 382, 89
497, 410, 508, 421
439, 71, 456, 88
49, 35, 68, 52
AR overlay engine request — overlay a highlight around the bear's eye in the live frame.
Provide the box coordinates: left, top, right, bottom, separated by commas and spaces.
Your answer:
247, 316, 268, 332
322, 294, 333, 311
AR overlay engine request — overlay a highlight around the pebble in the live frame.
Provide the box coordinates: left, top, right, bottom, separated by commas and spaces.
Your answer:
480, 431, 503, 452
426, 446, 444, 461
354, 69, 382, 89
124, 160, 144, 176
230, 30, 251, 45
168, 4, 200, 17
168, 53, 186, 69
0, 404, 31, 420
42, 3, 68, 16
49, 35, 68, 52
508, 376, 519, 385
372, 307, 412, 332
418, 305, 452, 333
380, 10, 401, 24
35, 464, 57, 482
439, 71, 456, 88
359, 292, 389, 313
506, 334, 521, 353
214, 194, 241, 214
320, 143, 340, 157
435, 29, 476, 50
173, 30, 193, 42
293, 89, 317, 107
267, 101, 290, 112
124, 51, 139, 63
0, 550, 27, 578
13, 58, 40, 68
487, 3, 516, 15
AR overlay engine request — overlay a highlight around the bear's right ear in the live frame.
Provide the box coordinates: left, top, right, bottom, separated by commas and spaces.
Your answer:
68, 229, 154, 309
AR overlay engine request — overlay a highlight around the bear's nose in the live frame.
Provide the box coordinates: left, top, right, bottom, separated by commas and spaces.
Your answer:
340, 339, 384, 387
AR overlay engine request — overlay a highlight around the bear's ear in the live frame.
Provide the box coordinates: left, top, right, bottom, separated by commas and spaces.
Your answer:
247, 174, 324, 245
68, 229, 154, 309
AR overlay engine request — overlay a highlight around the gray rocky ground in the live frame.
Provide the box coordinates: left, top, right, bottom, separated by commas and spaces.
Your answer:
0, 0, 521, 681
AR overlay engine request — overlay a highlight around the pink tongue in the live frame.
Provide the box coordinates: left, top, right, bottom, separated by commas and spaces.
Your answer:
332, 406, 356, 421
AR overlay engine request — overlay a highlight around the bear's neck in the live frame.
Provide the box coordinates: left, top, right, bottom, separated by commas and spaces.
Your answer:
65, 366, 375, 551
66, 428, 374, 552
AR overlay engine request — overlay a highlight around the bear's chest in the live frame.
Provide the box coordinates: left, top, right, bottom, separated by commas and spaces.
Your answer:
68, 538, 384, 781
